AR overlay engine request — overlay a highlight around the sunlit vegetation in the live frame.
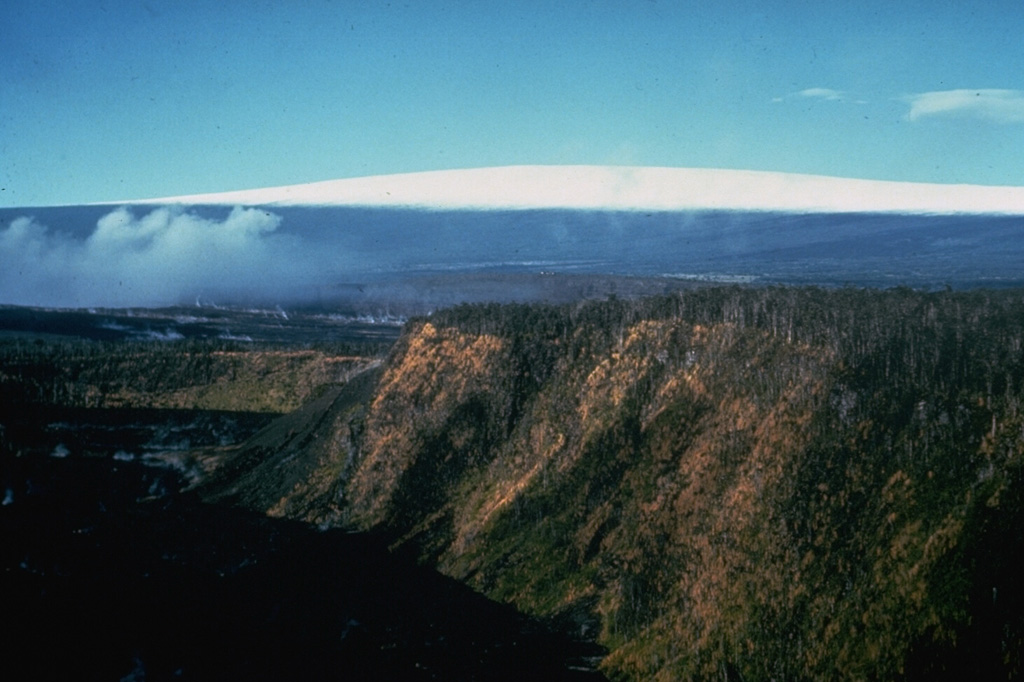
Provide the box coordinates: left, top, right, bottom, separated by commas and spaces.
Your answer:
0, 337, 384, 413
326, 286, 1024, 680
8, 286, 1022, 680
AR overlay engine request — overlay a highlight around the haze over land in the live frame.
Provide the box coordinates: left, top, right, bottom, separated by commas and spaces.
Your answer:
3, 166, 1024, 309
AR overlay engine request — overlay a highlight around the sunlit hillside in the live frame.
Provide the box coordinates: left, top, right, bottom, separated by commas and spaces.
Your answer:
191, 286, 1024, 680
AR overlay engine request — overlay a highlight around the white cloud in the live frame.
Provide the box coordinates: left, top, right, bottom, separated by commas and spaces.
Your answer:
798, 87, 844, 101
0, 206, 318, 307
905, 89, 1024, 123
88, 206, 279, 261
774, 87, 863, 104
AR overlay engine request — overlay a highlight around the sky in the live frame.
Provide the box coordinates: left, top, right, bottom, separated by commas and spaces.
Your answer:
3, 0, 1024, 207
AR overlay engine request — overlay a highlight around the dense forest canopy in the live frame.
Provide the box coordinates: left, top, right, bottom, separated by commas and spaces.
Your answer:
345, 286, 1024, 680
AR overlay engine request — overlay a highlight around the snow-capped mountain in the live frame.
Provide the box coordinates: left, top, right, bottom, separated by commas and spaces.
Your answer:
5, 165, 1024, 309
124, 165, 1024, 215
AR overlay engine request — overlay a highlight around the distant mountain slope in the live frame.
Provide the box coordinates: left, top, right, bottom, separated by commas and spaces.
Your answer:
201, 366, 381, 524
5, 201, 1024, 310
125, 165, 1024, 215
6, 165, 1024, 308
205, 286, 1024, 681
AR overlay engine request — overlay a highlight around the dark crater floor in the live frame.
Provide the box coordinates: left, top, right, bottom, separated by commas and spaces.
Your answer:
2, 451, 606, 681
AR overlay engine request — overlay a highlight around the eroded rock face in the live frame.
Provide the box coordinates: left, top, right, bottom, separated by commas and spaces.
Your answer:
209, 288, 1024, 681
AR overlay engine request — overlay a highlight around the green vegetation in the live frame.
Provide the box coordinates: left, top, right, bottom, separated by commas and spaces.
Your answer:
8, 287, 1024, 679
0, 337, 383, 413
325, 287, 1024, 680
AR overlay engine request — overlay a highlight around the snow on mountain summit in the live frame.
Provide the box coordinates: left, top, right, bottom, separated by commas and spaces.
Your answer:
127, 166, 1024, 215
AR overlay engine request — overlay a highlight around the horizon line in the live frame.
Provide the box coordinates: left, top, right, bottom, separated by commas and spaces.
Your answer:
7, 164, 1024, 215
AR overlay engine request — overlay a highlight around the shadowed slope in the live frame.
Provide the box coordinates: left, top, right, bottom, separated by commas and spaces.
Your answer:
1, 453, 607, 681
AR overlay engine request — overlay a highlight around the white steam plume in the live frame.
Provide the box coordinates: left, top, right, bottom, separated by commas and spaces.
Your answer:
0, 205, 327, 308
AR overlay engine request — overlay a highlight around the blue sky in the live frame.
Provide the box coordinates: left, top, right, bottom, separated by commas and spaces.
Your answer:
3, 0, 1024, 207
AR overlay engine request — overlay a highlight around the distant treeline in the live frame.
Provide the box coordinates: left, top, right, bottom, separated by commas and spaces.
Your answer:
0, 335, 389, 413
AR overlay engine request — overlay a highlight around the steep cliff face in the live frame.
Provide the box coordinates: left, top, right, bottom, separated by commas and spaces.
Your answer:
213, 288, 1024, 681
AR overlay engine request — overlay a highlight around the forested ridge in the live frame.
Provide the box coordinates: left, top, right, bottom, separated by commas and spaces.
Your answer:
0, 338, 382, 413
224, 285, 1023, 681
5, 286, 1024, 679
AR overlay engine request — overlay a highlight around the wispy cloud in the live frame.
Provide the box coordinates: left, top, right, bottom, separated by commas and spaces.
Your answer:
905, 89, 1024, 123
798, 87, 844, 101
773, 87, 860, 104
